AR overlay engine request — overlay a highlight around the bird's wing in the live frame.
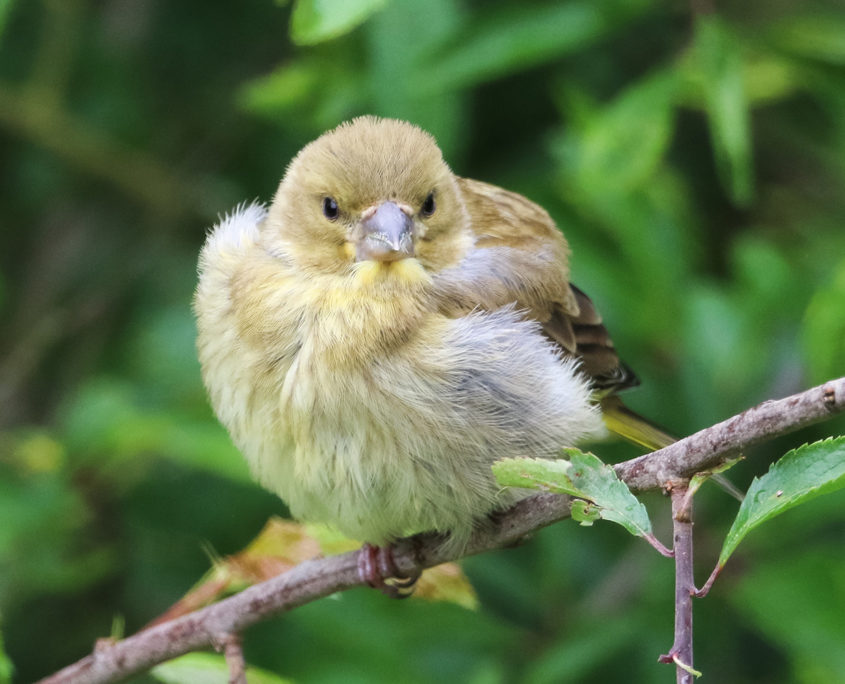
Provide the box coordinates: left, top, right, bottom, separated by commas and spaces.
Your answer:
449, 177, 751, 489
449, 178, 690, 453
450, 177, 638, 396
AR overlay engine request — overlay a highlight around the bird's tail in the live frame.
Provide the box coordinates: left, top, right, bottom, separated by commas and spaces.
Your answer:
600, 395, 744, 501
599, 395, 676, 451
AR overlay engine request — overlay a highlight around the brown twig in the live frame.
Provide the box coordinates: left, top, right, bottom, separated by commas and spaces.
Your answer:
615, 377, 845, 492
658, 484, 699, 682
38, 377, 845, 684
216, 633, 246, 684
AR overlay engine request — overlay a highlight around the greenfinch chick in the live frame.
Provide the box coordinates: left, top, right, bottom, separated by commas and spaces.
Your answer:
195, 116, 649, 564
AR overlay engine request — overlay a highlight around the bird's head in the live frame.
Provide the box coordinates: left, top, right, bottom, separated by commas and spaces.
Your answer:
265, 116, 472, 283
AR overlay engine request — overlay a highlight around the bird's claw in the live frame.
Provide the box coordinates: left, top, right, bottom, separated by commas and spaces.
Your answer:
357, 542, 420, 599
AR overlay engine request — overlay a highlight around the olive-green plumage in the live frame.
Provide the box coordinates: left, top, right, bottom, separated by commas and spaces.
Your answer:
195, 116, 658, 551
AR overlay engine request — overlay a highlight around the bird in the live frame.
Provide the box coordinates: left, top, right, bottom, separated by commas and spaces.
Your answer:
194, 116, 674, 592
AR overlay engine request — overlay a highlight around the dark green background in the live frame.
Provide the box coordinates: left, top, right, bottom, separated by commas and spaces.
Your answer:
1, 1, 843, 682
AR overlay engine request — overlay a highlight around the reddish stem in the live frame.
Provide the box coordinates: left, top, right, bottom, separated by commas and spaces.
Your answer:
694, 563, 723, 598
659, 484, 696, 683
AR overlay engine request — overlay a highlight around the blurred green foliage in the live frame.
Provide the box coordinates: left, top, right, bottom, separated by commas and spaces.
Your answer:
152, 652, 293, 684
1, 0, 844, 682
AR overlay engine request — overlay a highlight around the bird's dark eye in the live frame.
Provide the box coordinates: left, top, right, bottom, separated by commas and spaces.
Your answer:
421, 192, 436, 217
322, 197, 339, 221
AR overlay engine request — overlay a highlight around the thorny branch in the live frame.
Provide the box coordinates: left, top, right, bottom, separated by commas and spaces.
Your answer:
39, 377, 845, 684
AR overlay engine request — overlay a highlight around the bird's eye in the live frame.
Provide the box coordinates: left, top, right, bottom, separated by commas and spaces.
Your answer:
322, 197, 339, 221
421, 192, 436, 217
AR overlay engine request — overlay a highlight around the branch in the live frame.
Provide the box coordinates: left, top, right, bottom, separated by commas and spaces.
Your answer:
39, 377, 845, 684
658, 484, 699, 682
217, 633, 246, 684
615, 377, 845, 491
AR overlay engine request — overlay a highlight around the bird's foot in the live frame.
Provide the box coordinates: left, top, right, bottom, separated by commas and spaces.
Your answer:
357, 542, 420, 599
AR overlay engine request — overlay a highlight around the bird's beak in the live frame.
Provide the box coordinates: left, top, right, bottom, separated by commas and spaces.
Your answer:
356, 201, 414, 263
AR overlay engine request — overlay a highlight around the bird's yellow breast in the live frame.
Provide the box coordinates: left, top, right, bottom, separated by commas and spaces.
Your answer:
350, 258, 431, 288
285, 262, 434, 370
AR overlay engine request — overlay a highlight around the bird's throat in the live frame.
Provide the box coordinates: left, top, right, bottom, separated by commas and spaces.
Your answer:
351, 258, 431, 287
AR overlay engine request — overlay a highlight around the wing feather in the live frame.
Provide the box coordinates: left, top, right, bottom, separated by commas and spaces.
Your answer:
442, 177, 637, 395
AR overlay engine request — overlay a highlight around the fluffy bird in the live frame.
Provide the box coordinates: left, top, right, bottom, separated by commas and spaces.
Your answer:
195, 116, 666, 586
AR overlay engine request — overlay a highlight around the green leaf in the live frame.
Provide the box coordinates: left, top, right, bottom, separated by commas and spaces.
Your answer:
524, 616, 640, 684
570, 499, 601, 526
493, 454, 574, 494
769, 14, 845, 66
238, 61, 320, 114
238, 57, 366, 131
0, 0, 14, 42
363, 0, 467, 158
719, 437, 845, 566
290, 0, 389, 45
687, 16, 753, 206
493, 448, 653, 539
558, 67, 678, 198
0, 463, 116, 605
743, 54, 799, 105
416, 0, 654, 93
803, 258, 845, 384
0, 624, 13, 684
730, 550, 845, 682
59, 377, 251, 484
151, 653, 292, 684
